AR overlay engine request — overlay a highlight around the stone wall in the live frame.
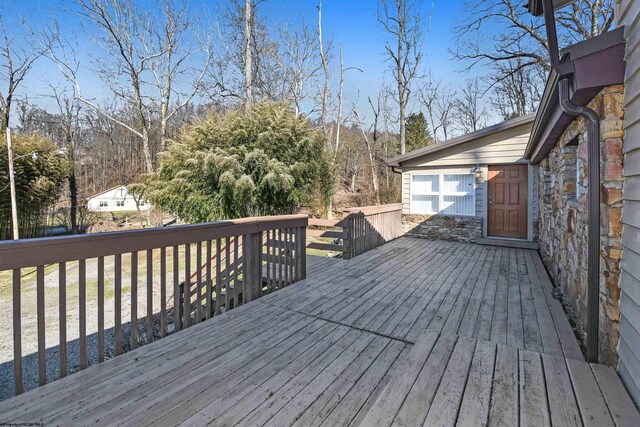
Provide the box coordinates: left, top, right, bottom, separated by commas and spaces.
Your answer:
536, 85, 624, 366
403, 214, 482, 243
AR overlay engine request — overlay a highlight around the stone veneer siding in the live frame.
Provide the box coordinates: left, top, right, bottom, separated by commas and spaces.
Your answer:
403, 214, 482, 243
536, 85, 624, 366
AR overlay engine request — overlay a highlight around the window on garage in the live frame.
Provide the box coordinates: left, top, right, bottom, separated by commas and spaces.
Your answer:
410, 173, 475, 216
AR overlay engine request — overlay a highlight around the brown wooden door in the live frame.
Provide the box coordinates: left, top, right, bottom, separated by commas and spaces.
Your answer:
488, 165, 528, 239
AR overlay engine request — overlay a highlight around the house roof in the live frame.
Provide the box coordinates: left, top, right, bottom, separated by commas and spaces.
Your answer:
386, 113, 536, 167
525, 27, 626, 164
527, 0, 578, 16
87, 185, 128, 199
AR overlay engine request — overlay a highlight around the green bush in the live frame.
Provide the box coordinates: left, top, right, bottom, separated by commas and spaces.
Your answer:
131, 103, 332, 222
0, 134, 67, 239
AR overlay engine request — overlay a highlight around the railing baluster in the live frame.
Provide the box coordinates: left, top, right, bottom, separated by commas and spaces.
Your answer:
278, 229, 283, 289
206, 240, 212, 320
160, 247, 167, 338
225, 237, 230, 311
115, 254, 122, 355
36, 265, 46, 385
293, 227, 299, 281
58, 262, 67, 377
184, 244, 191, 328
131, 252, 138, 349
243, 234, 250, 303
13, 269, 22, 395
266, 230, 271, 293
257, 232, 263, 298
233, 236, 238, 305
284, 228, 290, 287
146, 249, 153, 342
215, 239, 222, 315
97, 256, 105, 363
299, 226, 306, 279
196, 242, 202, 323
233, 236, 239, 306
289, 228, 295, 284
79, 259, 87, 369
173, 245, 180, 332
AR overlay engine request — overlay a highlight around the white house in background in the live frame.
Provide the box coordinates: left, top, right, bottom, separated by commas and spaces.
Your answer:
86, 185, 150, 213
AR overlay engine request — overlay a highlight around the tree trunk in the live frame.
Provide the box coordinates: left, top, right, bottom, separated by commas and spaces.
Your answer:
366, 143, 380, 205
161, 100, 169, 151
66, 133, 78, 234
398, 86, 406, 154
244, 0, 253, 107
142, 127, 153, 173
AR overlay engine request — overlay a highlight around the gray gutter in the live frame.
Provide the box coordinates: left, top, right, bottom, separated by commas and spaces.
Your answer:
525, 26, 626, 164
387, 113, 535, 167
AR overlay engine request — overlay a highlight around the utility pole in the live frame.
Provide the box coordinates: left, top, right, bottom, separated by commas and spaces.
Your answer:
6, 127, 19, 240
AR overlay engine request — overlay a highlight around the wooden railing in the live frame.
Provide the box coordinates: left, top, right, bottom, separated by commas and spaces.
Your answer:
307, 203, 403, 259
0, 215, 307, 396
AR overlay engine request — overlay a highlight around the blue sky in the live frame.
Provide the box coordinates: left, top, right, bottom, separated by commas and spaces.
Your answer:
1, 0, 487, 130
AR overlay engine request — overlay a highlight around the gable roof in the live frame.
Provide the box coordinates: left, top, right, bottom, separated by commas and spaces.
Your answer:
87, 185, 128, 200
386, 114, 536, 167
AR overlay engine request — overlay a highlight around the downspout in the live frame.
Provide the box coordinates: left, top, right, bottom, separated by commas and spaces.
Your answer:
391, 166, 402, 175
542, 0, 600, 363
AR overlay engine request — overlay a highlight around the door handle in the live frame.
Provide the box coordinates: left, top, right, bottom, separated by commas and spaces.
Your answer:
489, 196, 493, 205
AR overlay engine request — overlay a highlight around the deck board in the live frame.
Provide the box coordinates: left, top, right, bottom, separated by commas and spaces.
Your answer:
0, 237, 637, 426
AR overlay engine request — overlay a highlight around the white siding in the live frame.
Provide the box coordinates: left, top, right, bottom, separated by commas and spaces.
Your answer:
400, 127, 530, 168
87, 186, 150, 213
616, 0, 640, 407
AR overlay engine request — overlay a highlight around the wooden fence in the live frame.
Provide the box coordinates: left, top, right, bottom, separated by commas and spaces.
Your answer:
0, 215, 307, 396
307, 203, 403, 259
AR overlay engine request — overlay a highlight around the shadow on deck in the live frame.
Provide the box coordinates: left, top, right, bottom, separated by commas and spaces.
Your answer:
0, 237, 637, 426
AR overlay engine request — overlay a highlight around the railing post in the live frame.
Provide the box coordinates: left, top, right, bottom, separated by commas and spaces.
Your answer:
343, 213, 353, 260
244, 230, 262, 302
297, 225, 307, 280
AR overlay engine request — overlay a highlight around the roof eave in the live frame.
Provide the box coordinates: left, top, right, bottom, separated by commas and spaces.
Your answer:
525, 28, 626, 164
388, 113, 535, 167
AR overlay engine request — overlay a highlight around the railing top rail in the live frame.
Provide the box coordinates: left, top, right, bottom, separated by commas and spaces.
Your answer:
342, 203, 403, 216
308, 218, 347, 227
0, 214, 308, 270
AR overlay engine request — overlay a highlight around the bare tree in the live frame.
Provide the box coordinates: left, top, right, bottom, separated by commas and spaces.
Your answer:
48, 85, 82, 233
244, 0, 253, 107
418, 74, 457, 141
453, 0, 614, 111
353, 98, 381, 205
436, 85, 456, 140
378, 0, 428, 154
490, 55, 545, 120
47, 0, 211, 172
455, 78, 487, 134
45, 0, 158, 173
316, 0, 332, 144
418, 72, 440, 140
278, 22, 321, 116
209, 0, 281, 106
144, 0, 213, 150
376, 87, 397, 190
0, 17, 49, 132
335, 47, 363, 160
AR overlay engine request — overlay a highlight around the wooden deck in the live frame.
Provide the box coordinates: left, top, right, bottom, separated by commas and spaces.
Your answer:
1, 238, 637, 426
